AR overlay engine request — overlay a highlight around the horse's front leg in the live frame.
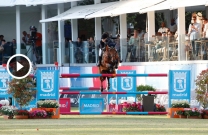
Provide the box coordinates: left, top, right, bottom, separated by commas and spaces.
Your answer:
100, 77, 104, 92
107, 77, 110, 90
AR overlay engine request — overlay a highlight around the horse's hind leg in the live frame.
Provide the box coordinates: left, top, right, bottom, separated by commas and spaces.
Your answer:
107, 77, 110, 90
100, 77, 104, 92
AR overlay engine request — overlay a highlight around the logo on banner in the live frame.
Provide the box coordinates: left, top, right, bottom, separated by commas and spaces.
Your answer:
173, 72, 187, 92
121, 77, 133, 90
0, 72, 10, 91
41, 72, 54, 92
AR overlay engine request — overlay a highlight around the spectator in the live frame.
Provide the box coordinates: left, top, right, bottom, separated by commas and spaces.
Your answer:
169, 19, 177, 34
35, 30, 42, 58
0, 35, 4, 45
22, 31, 30, 44
188, 15, 201, 57
158, 22, 168, 37
88, 37, 95, 63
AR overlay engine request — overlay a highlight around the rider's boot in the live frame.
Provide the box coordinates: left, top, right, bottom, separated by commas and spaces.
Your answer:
97, 56, 102, 67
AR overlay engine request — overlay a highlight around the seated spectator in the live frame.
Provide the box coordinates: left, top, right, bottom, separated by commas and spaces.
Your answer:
88, 37, 95, 63
158, 22, 168, 38
115, 35, 120, 51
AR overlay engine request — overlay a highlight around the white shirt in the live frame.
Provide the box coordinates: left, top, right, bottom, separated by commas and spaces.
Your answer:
169, 24, 177, 33
203, 23, 208, 38
158, 27, 168, 34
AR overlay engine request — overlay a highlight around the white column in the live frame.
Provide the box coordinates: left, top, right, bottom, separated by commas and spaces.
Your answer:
58, 4, 65, 64
71, 2, 78, 41
16, 6, 21, 54
120, 14, 127, 61
177, 7, 186, 61
41, 5, 47, 64
147, 11, 155, 59
94, 0, 101, 62
71, 2, 78, 64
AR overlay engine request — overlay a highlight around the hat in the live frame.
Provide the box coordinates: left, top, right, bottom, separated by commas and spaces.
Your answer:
102, 34, 108, 39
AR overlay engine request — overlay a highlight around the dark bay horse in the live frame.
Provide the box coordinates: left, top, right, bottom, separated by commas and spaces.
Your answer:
99, 45, 120, 92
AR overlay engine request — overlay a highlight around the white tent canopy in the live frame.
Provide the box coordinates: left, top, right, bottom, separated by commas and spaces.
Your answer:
0, 0, 82, 7
86, 0, 165, 18
140, 0, 208, 13
61, 2, 117, 20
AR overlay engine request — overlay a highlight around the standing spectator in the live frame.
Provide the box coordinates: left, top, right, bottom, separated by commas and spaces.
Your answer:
188, 15, 201, 57
88, 37, 95, 63
0, 35, 4, 45
35, 30, 42, 57
22, 31, 30, 44
169, 19, 177, 34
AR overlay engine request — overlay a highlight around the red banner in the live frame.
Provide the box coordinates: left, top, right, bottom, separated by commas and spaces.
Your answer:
59, 98, 70, 114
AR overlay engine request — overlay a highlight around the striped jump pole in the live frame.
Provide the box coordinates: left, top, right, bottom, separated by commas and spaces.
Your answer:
60, 73, 168, 78
59, 87, 102, 91
61, 112, 168, 115
59, 91, 168, 94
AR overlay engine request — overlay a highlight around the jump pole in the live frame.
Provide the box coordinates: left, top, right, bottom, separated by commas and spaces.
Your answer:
61, 112, 168, 115
60, 73, 168, 78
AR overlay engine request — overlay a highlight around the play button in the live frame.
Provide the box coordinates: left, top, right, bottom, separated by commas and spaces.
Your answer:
17, 62, 24, 71
6, 54, 32, 79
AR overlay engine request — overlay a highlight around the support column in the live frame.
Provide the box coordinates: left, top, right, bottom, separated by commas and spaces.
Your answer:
94, 0, 101, 63
41, 5, 47, 64
70, 2, 78, 64
58, 4, 65, 65
71, 2, 78, 41
177, 7, 186, 61
206, 6, 208, 20
119, 14, 127, 61
147, 11, 155, 59
16, 6, 21, 54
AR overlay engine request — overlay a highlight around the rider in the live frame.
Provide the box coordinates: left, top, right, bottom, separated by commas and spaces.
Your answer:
97, 32, 121, 67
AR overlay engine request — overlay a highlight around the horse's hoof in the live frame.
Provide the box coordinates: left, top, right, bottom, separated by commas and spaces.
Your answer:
101, 88, 104, 92
108, 86, 110, 90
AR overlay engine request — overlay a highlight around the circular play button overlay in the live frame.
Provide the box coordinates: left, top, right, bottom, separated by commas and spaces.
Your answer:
7, 54, 32, 79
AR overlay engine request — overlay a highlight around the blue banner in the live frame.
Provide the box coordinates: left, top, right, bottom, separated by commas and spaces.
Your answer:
117, 70, 136, 100
169, 70, 191, 107
37, 70, 59, 100
0, 71, 11, 98
79, 98, 104, 113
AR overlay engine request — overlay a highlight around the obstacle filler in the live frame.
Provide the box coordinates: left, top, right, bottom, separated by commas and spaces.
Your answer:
59, 73, 169, 115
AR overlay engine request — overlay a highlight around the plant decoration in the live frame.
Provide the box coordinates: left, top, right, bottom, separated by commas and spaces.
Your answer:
0, 106, 17, 117
14, 110, 29, 116
171, 100, 190, 108
137, 85, 156, 101
122, 102, 142, 112
155, 104, 166, 112
177, 108, 202, 117
37, 100, 59, 108
29, 109, 54, 118
29, 110, 48, 118
195, 69, 208, 109
7, 60, 36, 109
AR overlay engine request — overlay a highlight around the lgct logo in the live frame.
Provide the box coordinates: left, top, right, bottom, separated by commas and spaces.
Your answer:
0, 72, 10, 91
173, 72, 187, 92
41, 72, 54, 92
121, 77, 133, 90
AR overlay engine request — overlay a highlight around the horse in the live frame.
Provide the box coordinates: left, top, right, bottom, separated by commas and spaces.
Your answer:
99, 45, 120, 92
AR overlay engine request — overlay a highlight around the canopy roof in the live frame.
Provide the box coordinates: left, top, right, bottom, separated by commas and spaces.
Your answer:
140, 0, 208, 13
86, 0, 165, 18
0, 0, 82, 7
40, 0, 164, 22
